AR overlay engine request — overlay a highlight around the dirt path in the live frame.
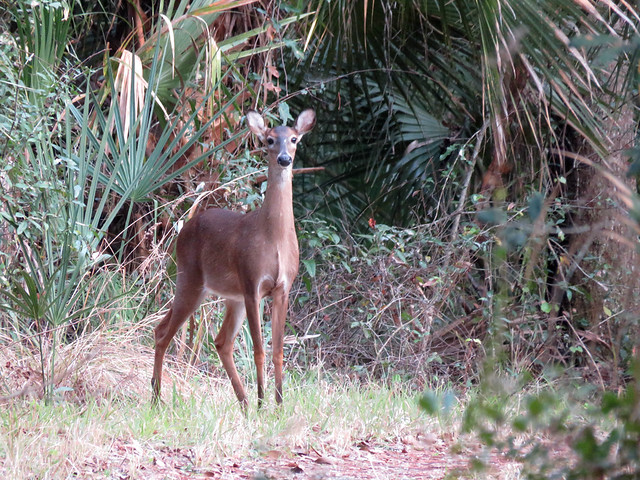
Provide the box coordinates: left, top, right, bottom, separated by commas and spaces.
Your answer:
80, 437, 518, 479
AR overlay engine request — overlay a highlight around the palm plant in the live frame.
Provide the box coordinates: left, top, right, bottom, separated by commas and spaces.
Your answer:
1, 0, 310, 401
90, 0, 312, 260
13, 0, 71, 107
291, 0, 636, 226
284, 0, 640, 377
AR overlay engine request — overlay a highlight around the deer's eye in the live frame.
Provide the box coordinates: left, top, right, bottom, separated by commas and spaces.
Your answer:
290, 137, 297, 144
267, 137, 275, 146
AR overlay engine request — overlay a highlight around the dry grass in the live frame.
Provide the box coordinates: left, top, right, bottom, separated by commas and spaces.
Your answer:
0, 322, 445, 479
0, 233, 530, 479
0, 316, 174, 404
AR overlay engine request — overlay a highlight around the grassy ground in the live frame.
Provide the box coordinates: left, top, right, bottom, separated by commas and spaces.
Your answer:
3, 320, 518, 479
0, 377, 432, 479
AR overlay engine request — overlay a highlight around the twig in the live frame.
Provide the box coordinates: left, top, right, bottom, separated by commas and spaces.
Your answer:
253, 166, 325, 185
444, 121, 488, 267
565, 315, 606, 391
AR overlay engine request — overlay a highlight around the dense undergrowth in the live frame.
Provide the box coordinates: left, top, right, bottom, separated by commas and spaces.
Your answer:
1, 1, 640, 479
1, 0, 637, 398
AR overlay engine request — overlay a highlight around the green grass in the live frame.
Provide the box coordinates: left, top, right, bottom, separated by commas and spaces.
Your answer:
0, 325, 435, 479
4, 317, 627, 480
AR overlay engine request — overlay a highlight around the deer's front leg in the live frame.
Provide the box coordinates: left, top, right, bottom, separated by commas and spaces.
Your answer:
244, 295, 265, 408
271, 288, 288, 405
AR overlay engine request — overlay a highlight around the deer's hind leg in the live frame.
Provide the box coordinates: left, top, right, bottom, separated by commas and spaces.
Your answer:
152, 277, 205, 404
214, 299, 249, 409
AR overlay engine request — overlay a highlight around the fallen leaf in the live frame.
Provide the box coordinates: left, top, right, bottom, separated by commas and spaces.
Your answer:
401, 435, 417, 445
314, 456, 337, 465
263, 449, 284, 459
264, 82, 281, 94
290, 463, 304, 473
266, 65, 280, 78
356, 441, 373, 453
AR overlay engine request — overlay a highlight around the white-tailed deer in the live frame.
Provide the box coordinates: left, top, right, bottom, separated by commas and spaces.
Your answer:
152, 108, 316, 409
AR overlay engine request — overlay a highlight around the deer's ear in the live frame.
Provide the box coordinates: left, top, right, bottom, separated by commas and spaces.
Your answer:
247, 110, 267, 142
293, 109, 316, 138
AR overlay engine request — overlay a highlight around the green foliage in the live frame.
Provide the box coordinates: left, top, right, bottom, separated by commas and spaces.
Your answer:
13, 0, 71, 106
0, 4, 270, 401
297, 218, 348, 296
292, 214, 485, 381
455, 366, 640, 478
290, 0, 627, 226
419, 354, 640, 477
420, 165, 640, 477
118, 0, 309, 114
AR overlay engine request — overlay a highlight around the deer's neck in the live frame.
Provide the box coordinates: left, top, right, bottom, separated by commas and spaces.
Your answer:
259, 166, 294, 239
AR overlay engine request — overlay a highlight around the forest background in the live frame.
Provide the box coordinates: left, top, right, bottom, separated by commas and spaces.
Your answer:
1, 0, 639, 478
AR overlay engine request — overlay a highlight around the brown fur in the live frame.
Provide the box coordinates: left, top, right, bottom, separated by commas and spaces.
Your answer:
151, 109, 316, 409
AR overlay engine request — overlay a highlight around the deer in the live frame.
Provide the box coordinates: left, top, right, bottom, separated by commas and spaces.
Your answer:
151, 108, 316, 409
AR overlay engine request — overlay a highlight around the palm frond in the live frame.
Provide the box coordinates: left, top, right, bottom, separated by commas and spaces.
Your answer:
289, 0, 639, 227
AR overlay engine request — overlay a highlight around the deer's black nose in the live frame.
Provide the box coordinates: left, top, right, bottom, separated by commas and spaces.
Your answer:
277, 154, 292, 167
